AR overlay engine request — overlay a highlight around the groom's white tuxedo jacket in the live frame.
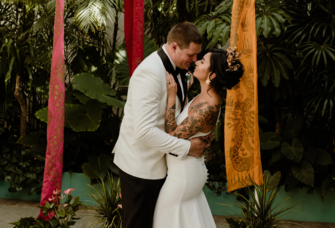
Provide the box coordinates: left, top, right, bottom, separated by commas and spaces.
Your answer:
113, 48, 190, 180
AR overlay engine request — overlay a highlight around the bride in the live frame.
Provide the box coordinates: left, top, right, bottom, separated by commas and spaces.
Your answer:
153, 47, 244, 228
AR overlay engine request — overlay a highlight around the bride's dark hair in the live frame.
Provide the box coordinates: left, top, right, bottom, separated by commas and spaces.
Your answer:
207, 48, 244, 92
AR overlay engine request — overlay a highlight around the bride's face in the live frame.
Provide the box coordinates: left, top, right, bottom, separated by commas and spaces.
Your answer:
193, 53, 212, 82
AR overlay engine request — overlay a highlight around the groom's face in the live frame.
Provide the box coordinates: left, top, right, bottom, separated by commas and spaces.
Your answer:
174, 42, 201, 69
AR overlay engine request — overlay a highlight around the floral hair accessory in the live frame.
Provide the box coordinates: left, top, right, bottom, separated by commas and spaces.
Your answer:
226, 47, 241, 72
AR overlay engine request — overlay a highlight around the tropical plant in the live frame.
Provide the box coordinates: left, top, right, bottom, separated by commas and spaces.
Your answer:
82, 153, 119, 179
85, 173, 123, 228
284, 0, 335, 126
255, 0, 292, 89
256, 0, 290, 38
194, 0, 232, 49
257, 44, 293, 88
0, 129, 45, 194
11, 188, 84, 228
10, 217, 52, 228
144, 0, 221, 46
114, 35, 159, 86
225, 170, 296, 228
0, 0, 125, 184
260, 115, 334, 192
321, 166, 335, 200
74, 0, 118, 34
0, 1, 37, 137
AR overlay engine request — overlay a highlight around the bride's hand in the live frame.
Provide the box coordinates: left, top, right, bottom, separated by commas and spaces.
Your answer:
166, 72, 177, 103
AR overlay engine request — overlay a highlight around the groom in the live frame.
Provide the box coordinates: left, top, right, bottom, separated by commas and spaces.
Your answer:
113, 22, 212, 228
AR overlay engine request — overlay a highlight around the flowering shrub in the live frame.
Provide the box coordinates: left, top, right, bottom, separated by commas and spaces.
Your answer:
11, 188, 84, 228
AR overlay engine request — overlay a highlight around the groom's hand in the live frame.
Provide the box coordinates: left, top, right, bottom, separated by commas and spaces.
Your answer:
188, 138, 207, 158
199, 133, 214, 148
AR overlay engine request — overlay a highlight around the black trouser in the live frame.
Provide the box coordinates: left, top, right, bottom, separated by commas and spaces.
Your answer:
118, 168, 166, 228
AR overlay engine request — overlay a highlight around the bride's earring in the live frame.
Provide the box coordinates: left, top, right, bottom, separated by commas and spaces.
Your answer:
206, 76, 211, 85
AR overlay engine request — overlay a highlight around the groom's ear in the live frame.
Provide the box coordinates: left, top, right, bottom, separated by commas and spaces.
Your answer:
170, 42, 179, 53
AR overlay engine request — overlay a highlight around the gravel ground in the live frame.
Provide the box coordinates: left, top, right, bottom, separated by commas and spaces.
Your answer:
0, 204, 96, 228
0, 202, 231, 228
1, 199, 334, 228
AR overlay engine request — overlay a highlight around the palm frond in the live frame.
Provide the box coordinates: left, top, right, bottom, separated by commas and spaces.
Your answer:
257, 45, 293, 87
299, 41, 335, 70
74, 0, 117, 34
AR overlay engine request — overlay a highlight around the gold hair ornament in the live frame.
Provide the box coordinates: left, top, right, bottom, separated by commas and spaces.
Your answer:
226, 47, 241, 72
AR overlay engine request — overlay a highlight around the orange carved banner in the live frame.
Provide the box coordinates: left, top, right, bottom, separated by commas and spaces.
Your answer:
225, 0, 263, 192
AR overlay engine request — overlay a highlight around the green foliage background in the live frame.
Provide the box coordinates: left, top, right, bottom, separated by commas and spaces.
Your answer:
0, 0, 334, 201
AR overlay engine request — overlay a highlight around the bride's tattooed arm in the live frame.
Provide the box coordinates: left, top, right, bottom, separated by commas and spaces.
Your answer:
165, 102, 177, 133
167, 102, 220, 139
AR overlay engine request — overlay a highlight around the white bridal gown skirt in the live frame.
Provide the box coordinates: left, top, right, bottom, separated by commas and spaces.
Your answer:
153, 155, 216, 228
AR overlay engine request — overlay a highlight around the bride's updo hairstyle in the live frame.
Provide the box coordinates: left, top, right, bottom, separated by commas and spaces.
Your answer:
207, 48, 244, 92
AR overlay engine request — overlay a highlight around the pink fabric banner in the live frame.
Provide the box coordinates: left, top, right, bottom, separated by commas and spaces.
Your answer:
38, 0, 65, 220
125, 0, 144, 76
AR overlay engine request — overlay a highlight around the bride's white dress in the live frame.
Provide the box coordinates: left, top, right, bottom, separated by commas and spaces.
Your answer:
153, 97, 217, 228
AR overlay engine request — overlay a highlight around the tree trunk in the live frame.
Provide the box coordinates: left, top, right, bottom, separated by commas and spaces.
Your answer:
14, 74, 27, 137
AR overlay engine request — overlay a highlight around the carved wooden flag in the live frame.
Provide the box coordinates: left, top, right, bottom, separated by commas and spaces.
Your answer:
225, 0, 263, 192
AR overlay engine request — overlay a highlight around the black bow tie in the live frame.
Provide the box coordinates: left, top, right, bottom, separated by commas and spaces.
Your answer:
157, 48, 187, 112
173, 67, 181, 77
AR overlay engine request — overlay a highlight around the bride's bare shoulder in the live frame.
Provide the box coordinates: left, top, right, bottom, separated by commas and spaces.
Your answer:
191, 94, 220, 111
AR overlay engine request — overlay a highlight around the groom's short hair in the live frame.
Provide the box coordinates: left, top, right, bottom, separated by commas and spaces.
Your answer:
167, 22, 202, 50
